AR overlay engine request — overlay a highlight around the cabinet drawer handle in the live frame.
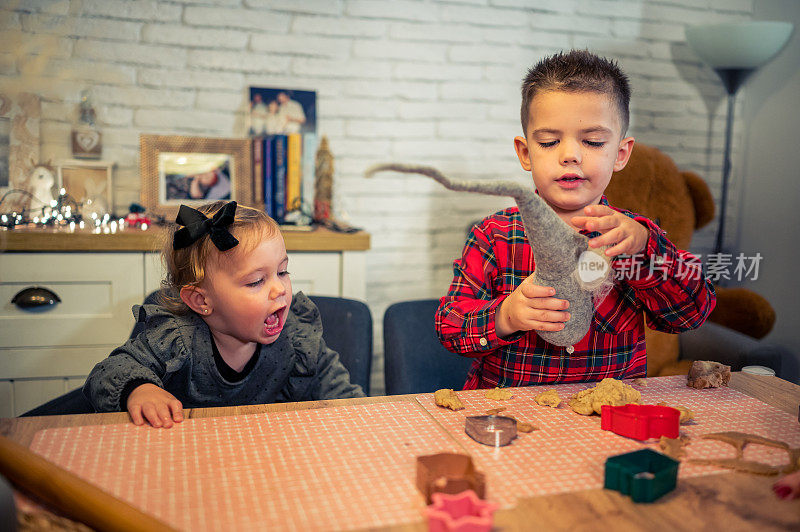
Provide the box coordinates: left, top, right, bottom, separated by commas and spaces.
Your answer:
11, 286, 61, 309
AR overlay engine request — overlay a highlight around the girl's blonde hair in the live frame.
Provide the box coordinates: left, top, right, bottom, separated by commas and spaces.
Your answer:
159, 201, 280, 314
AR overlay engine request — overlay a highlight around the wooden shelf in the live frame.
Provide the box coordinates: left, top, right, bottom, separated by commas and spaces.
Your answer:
0, 226, 370, 252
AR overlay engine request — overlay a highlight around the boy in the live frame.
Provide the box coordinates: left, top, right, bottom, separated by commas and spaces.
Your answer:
435, 50, 716, 388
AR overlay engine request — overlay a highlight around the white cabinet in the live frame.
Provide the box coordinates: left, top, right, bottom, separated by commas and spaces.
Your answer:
0, 253, 145, 416
0, 240, 367, 416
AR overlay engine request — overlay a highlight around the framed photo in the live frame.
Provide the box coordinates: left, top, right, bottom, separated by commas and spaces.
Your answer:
57, 159, 114, 216
0, 92, 40, 205
248, 87, 317, 136
140, 135, 252, 219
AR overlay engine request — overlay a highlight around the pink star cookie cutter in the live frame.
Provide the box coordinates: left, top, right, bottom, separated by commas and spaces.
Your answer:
424, 489, 498, 532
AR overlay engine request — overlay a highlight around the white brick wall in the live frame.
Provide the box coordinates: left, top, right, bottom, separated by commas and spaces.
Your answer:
1, 0, 756, 394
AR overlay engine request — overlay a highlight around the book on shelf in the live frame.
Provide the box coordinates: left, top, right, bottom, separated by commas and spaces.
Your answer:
301, 133, 318, 216
286, 133, 302, 214
262, 135, 275, 219
251, 134, 315, 227
272, 135, 288, 223
251, 136, 264, 211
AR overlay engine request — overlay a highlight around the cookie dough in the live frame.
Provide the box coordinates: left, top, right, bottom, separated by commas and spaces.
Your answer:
659, 435, 690, 460
515, 419, 537, 433
657, 402, 695, 423
484, 387, 513, 401
701, 431, 790, 456
689, 432, 800, 476
690, 458, 784, 476
687, 360, 731, 389
534, 389, 561, 408
499, 413, 537, 433
568, 378, 641, 415
434, 389, 464, 410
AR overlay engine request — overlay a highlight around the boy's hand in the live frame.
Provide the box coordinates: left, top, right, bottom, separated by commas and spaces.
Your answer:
572, 205, 649, 258
127, 383, 184, 428
496, 276, 570, 337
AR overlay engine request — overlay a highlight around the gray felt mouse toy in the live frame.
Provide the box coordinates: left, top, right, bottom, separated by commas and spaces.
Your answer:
366, 163, 613, 347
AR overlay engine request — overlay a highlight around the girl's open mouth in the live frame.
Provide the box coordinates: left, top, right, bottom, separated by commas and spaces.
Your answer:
264, 309, 285, 336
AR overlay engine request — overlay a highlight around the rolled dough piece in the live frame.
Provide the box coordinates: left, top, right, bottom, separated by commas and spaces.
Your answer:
484, 387, 513, 401
568, 378, 641, 415
434, 389, 464, 411
534, 389, 561, 408
659, 435, 690, 460
687, 360, 731, 389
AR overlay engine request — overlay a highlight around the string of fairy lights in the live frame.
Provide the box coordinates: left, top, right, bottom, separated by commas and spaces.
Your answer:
0, 187, 149, 233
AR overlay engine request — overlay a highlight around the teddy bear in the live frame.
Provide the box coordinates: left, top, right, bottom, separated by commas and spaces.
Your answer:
605, 143, 776, 377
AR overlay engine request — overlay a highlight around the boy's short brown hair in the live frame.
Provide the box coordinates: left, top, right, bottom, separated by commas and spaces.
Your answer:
520, 49, 631, 136
160, 201, 280, 314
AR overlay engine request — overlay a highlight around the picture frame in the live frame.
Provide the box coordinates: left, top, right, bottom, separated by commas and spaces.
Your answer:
140, 135, 252, 219
0, 92, 40, 207
56, 159, 114, 216
248, 87, 317, 136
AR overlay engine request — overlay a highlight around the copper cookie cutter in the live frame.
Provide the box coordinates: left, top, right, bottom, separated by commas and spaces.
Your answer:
416, 453, 487, 504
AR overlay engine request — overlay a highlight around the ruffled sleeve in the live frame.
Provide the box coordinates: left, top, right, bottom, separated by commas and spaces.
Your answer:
282, 292, 365, 400
286, 292, 325, 376
82, 303, 195, 412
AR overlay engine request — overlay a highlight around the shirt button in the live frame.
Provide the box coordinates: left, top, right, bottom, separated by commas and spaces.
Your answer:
566, 346, 574, 354
479, 337, 488, 347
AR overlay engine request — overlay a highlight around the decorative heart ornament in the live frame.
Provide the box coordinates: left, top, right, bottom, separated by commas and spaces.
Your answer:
76, 130, 100, 151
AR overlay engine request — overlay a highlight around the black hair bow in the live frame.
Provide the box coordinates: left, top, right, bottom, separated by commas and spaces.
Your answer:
173, 201, 239, 251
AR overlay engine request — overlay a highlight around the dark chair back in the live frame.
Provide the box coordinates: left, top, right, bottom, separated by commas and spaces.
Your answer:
20, 387, 93, 417
308, 295, 373, 395
383, 299, 473, 395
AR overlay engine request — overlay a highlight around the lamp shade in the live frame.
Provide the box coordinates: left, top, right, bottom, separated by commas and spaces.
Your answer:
686, 22, 793, 69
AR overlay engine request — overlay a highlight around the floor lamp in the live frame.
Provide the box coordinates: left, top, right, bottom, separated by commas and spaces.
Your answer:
685, 21, 793, 255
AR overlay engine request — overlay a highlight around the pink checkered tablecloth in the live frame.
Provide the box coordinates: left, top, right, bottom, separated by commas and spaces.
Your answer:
24, 376, 800, 530
417, 375, 800, 508
28, 401, 461, 531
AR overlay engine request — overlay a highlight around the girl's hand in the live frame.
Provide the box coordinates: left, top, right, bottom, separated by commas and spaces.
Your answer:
571, 204, 649, 258
496, 275, 570, 337
127, 383, 184, 428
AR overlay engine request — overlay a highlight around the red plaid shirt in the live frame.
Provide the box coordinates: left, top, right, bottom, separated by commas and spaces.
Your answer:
435, 197, 716, 389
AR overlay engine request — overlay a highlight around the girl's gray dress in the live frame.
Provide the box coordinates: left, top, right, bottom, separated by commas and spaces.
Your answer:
84, 292, 364, 412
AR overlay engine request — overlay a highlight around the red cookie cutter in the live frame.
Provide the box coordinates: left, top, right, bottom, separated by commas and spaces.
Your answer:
424, 490, 498, 532
601, 404, 680, 440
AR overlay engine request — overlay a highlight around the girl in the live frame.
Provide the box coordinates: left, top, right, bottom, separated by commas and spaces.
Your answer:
84, 201, 364, 427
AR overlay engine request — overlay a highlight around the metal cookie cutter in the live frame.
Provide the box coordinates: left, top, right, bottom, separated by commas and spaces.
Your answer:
465, 415, 517, 447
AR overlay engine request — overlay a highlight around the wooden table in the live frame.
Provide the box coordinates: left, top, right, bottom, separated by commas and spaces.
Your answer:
1, 373, 799, 531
